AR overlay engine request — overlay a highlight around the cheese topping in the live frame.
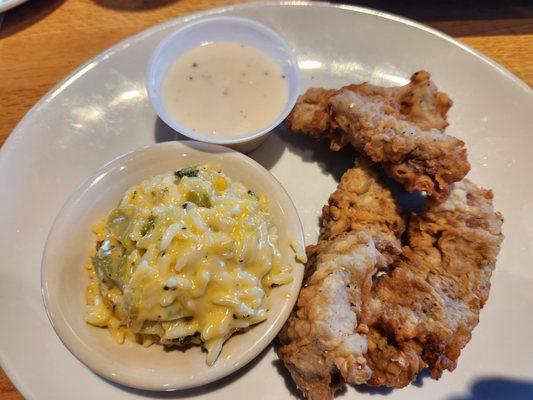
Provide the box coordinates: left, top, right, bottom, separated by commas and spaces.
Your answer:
85, 165, 291, 364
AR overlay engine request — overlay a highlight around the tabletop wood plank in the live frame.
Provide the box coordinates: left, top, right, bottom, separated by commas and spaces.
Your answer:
0, 370, 23, 400
0, 0, 531, 398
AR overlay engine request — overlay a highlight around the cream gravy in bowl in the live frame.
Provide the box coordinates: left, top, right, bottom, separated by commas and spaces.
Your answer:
147, 16, 300, 153
162, 42, 289, 137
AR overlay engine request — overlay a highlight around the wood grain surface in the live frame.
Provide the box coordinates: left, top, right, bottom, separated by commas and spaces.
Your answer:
0, 0, 531, 398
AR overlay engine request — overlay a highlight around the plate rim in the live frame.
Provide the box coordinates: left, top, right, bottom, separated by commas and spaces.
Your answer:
1, 1, 532, 398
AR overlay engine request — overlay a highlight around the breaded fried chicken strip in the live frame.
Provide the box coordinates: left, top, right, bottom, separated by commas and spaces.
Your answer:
278, 232, 386, 400
285, 71, 470, 201
305, 165, 406, 276
364, 180, 503, 387
278, 169, 503, 398
278, 164, 404, 400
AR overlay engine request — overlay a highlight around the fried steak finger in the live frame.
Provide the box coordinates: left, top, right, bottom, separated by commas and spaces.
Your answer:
279, 174, 503, 396
278, 163, 404, 400
364, 180, 503, 387
285, 71, 470, 201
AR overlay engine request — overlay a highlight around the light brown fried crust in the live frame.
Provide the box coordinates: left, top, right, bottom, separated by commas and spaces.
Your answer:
278, 163, 404, 400
284, 71, 470, 201
320, 164, 405, 244
278, 168, 503, 397
278, 232, 382, 400
363, 180, 503, 387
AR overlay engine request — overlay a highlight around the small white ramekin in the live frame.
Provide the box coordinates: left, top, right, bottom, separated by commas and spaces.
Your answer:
146, 16, 301, 153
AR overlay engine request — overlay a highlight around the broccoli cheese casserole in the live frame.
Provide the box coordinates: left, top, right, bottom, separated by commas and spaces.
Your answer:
85, 165, 292, 365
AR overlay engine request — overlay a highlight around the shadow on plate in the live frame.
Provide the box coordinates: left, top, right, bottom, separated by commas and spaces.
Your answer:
448, 377, 533, 400
331, 0, 533, 36
101, 341, 273, 398
92, 0, 177, 11
269, 123, 356, 180
154, 117, 287, 170
154, 117, 185, 143
248, 127, 290, 171
270, 339, 305, 400
0, 0, 66, 38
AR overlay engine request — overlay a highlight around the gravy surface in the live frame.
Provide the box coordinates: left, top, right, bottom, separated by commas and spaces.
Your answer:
162, 42, 289, 136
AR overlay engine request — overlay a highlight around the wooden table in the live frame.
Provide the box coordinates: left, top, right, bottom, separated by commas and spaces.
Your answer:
0, 0, 531, 398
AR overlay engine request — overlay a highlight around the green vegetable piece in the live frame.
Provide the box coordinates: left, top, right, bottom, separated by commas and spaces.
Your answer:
140, 215, 156, 236
106, 209, 130, 239
175, 166, 199, 178
92, 239, 126, 289
186, 190, 211, 208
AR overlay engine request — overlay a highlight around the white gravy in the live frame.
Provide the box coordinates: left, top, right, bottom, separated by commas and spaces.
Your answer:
162, 42, 288, 136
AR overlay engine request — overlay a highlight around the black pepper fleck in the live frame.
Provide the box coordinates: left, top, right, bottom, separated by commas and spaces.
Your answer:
281, 74, 286, 79
189, 76, 193, 80
192, 62, 198, 68
164, 286, 169, 291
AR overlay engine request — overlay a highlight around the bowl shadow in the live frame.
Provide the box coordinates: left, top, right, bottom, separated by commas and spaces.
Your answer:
92, 0, 178, 11
154, 117, 186, 143
447, 376, 533, 400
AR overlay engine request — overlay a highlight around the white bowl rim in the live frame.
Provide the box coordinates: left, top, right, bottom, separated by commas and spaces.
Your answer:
40, 140, 305, 391
145, 15, 301, 145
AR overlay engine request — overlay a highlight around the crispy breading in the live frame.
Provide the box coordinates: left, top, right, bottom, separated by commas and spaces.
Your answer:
364, 180, 503, 387
285, 71, 470, 201
319, 164, 405, 243
278, 164, 403, 400
278, 232, 385, 400
278, 173, 503, 398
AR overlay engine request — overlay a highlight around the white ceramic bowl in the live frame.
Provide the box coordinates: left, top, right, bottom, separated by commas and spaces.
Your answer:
146, 16, 301, 153
41, 141, 305, 391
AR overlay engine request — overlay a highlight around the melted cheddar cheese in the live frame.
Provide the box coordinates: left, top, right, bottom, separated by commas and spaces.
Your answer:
85, 165, 291, 364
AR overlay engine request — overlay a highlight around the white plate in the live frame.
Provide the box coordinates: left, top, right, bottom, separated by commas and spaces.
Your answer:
1, 2, 532, 400
0, 0, 29, 13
